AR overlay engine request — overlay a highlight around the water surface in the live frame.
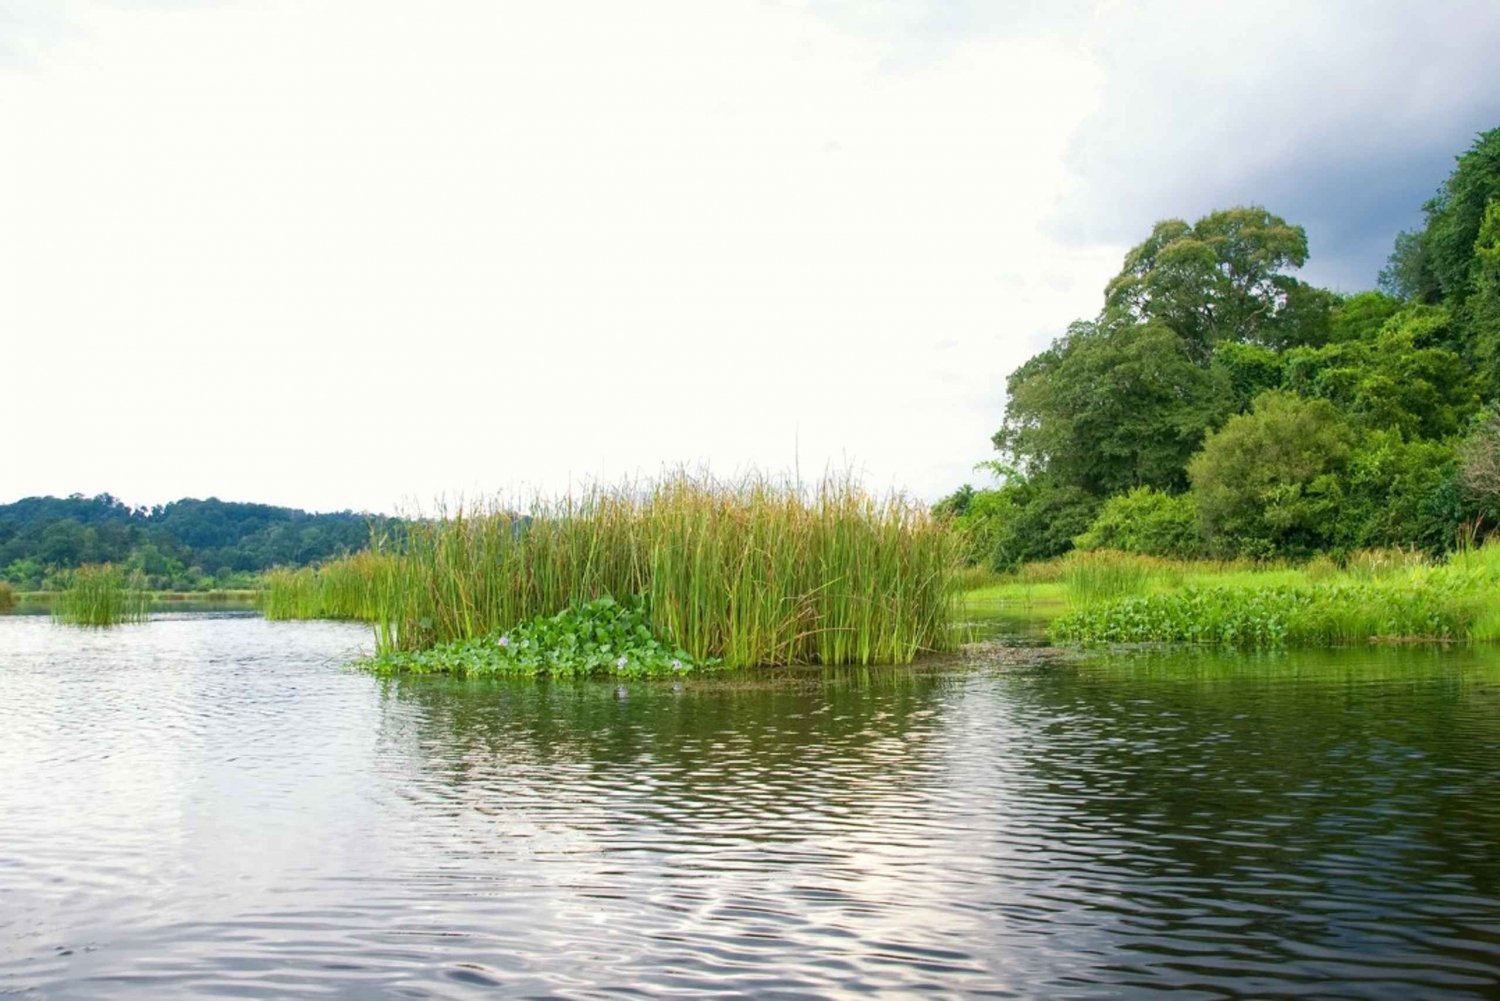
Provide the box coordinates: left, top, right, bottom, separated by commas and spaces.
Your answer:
3, 615, 1499, 998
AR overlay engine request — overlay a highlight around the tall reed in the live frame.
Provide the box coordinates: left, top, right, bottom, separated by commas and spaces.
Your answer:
260, 551, 395, 621
53, 564, 149, 626
1060, 550, 1154, 608
0, 581, 13, 611
374, 473, 962, 668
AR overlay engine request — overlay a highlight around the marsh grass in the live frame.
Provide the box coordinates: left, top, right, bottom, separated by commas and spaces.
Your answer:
1059, 550, 1154, 608
0, 582, 12, 611
367, 473, 960, 668
260, 551, 394, 621
52, 564, 149, 626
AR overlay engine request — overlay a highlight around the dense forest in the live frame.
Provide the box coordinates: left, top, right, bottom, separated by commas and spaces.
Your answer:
0, 495, 396, 590
943, 125, 1500, 568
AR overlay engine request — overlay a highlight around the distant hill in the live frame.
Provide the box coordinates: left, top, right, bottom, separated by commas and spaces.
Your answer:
0, 494, 398, 590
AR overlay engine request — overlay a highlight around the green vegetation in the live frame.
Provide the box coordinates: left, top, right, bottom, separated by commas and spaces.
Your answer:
260, 551, 392, 621
363, 594, 720, 679
0, 494, 397, 591
942, 126, 1500, 569
1050, 544, 1500, 647
255, 474, 959, 670
372, 475, 959, 669
52, 564, 149, 627
0, 581, 13, 611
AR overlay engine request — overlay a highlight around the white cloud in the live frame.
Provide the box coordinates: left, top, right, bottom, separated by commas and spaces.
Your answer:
0, 0, 1111, 510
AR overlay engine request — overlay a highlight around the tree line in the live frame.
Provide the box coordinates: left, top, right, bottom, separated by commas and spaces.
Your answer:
942, 126, 1500, 567
0, 494, 398, 590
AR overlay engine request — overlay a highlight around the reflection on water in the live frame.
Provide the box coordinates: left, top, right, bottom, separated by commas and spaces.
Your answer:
2, 616, 1500, 997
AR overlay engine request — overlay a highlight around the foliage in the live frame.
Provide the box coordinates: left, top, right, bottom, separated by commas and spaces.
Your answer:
1188, 392, 1354, 555
1102, 207, 1324, 356
52, 564, 149, 627
0, 494, 396, 591
1386, 126, 1500, 308
995, 322, 1229, 495
938, 475, 1098, 572
965, 128, 1500, 567
361, 595, 721, 679
1459, 409, 1500, 518
0, 581, 12, 611
1074, 487, 1203, 558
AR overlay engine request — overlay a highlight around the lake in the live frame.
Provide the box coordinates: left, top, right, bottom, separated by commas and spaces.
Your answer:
3, 613, 1499, 998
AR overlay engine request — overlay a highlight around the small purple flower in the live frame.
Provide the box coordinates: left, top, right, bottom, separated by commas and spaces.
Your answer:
498, 635, 511, 648
615, 655, 629, 668
671, 659, 685, 671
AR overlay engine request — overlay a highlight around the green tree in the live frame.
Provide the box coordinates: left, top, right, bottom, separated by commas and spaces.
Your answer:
996, 322, 1229, 495
1188, 391, 1355, 555
1103, 207, 1326, 357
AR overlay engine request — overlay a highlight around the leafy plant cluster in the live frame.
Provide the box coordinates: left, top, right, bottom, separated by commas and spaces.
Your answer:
362, 594, 723, 679
944, 126, 1500, 567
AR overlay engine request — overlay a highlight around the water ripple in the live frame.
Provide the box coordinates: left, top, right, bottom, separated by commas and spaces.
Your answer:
2, 617, 1500, 997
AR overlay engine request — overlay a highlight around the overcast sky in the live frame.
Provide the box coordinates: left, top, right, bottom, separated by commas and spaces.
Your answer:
3, 0, 1498, 513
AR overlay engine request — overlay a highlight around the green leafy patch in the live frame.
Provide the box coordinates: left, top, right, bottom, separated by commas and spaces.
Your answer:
360, 594, 722, 679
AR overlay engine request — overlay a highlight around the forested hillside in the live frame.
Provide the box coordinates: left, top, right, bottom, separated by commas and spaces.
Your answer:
0, 494, 396, 590
944, 126, 1500, 567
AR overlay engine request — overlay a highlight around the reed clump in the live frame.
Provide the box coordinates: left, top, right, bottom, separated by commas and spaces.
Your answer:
260, 550, 395, 621
0, 581, 13, 611
373, 473, 962, 668
52, 564, 149, 626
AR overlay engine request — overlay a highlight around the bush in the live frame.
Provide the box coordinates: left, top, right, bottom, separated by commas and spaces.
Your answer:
1188, 390, 1354, 556
1074, 487, 1204, 557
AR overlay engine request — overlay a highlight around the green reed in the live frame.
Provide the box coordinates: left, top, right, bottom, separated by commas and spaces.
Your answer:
259, 550, 395, 621
369, 473, 962, 668
0, 581, 12, 611
52, 564, 149, 626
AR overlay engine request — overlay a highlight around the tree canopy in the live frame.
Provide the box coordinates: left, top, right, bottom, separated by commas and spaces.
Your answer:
944, 125, 1500, 568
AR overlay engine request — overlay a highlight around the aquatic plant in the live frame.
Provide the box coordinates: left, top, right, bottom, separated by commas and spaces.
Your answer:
362, 594, 720, 679
1059, 550, 1154, 608
52, 564, 149, 626
0, 581, 12, 611
260, 551, 395, 621
371, 473, 961, 668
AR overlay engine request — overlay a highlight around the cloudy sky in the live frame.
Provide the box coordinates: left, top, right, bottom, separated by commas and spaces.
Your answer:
3, 0, 1498, 513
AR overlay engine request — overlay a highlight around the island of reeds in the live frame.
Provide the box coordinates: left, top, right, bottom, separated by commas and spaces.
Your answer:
52, 564, 149, 627
261, 474, 962, 677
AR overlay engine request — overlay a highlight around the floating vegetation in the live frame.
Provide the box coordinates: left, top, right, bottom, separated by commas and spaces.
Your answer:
362, 594, 720, 679
52, 564, 149, 627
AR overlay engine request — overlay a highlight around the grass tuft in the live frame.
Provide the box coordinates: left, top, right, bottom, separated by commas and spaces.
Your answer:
53, 564, 149, 627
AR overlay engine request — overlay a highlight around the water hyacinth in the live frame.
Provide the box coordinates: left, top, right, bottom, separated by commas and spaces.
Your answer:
362, 594, 721, 679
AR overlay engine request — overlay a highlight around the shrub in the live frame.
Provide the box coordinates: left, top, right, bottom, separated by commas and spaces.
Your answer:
1074, 487, 1204, 557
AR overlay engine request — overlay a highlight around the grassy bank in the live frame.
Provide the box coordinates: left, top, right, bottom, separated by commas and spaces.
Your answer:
265, 474, 962, 673
1044, 545, 1500, 647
